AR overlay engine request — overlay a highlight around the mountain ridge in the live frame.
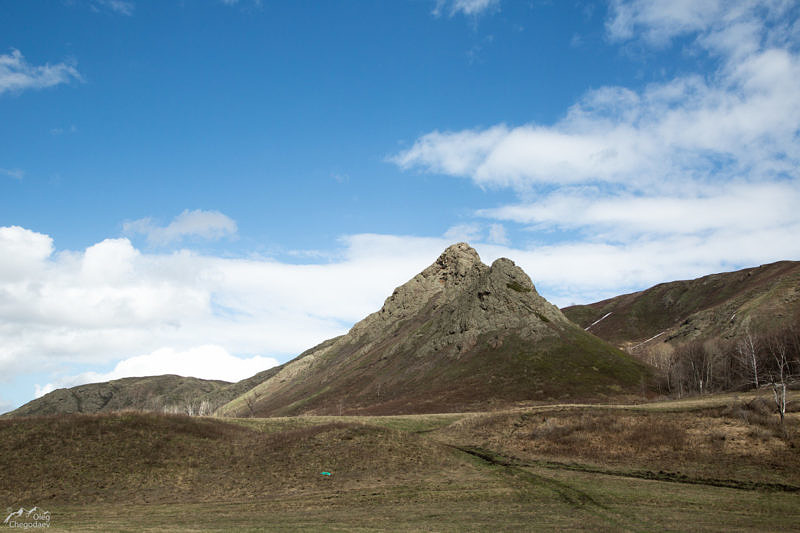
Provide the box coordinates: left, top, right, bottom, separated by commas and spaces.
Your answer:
16, 247, 796, 417
562, 260, 800, 350
3, 375, 230, 418
216, 243, 647, 416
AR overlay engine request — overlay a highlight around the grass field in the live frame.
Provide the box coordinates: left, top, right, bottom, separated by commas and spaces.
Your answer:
2, 390, 799, 531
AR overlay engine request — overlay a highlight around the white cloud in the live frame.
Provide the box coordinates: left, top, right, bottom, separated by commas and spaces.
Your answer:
480, 182, 800, 238
0, 226, 54, 280
606, 0, 726, 45
124, 209, 238, 246
0, 49, 83, 96
433, 0, 499, 17
0, 228, 449, 392
487, 223, 508, 245
3, 225, 799, 408
443, 223, 482, 242
35, 345, 279, 396
395, 2, 800, 193
391, 1, 800, 307
393, 51, 800, 190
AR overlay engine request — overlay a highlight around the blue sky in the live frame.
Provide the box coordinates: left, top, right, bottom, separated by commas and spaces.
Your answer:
2, 0, 799, 412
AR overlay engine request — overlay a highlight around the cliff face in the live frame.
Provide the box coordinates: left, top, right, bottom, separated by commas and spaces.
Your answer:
217, 243, 648, 416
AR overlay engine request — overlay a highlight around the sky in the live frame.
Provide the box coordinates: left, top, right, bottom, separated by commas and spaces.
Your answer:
1, 0, 799, 413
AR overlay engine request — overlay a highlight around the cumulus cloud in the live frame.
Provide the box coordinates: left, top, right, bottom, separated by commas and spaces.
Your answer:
35, 345, 279, 396
0, 226, 54, 280
124, 209, 238, 246
0, 49, 83, 96
0, 227, 450, 402
4, 224, 799, 408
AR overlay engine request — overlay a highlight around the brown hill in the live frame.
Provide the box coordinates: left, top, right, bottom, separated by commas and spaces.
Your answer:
216, 243, 649, 417
0, 412, 471, 505
562, 260, 800, 351
3, 375, 230, 418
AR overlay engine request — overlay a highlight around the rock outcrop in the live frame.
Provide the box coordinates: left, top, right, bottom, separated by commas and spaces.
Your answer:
217, 243, 648, 416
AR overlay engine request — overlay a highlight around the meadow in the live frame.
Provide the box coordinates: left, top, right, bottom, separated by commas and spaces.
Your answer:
2, 390, 798, 531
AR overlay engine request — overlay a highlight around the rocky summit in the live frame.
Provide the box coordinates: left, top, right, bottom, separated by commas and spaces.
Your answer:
217, 243, 648, 416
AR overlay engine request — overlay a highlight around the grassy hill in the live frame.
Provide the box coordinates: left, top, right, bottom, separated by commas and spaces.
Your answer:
0, 412, 476, 506
562, 260, 800, 349
2, 393, 799, 530
3, 375, 230, 418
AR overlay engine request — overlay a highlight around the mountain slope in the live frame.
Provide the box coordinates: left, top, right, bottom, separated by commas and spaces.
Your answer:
3, 375, 230, 417
562, 261, 800, 351
217, 243, 649, 416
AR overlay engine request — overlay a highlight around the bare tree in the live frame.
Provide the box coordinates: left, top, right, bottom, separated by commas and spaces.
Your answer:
197, 399, 214, 416
766, 331, 791, 434
670, 341, 717, 396
737, 327, 761, 389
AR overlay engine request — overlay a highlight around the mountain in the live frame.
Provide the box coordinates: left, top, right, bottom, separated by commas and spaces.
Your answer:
562, 260, 800, 351
216, 243, 649, 417
3, 375, 230, 418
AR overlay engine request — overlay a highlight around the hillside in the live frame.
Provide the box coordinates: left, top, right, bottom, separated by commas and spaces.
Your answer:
562, 260, 800, 351
1, 395, 798, 531
0, 412, 471, 506
3, 375, 230, 418
216, 243, 649, 417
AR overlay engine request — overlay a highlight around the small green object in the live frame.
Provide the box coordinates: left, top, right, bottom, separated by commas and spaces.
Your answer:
320, 471, 332, 476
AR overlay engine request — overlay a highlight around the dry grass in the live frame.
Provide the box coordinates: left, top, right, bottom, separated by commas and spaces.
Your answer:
3, 393, 800, 530
433, 398, 800, 487
0, 413, 480, 506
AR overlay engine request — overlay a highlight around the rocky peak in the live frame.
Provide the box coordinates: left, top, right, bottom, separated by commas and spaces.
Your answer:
435, 242, 481, 271
349, 243, 486, 336
421, 242, 486, 289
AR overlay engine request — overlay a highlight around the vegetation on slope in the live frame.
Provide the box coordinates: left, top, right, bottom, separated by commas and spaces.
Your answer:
3, 393, 800, 531
3, 375, 230, 418
563, 260, 800, 347
563, 260, 800, 400
0, 412, 474, 505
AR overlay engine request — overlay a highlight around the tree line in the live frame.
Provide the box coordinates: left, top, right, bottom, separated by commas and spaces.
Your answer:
659, 323, 799, 398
